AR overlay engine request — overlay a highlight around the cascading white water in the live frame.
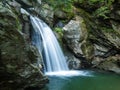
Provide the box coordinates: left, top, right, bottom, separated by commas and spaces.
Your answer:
30, 16, 68, 72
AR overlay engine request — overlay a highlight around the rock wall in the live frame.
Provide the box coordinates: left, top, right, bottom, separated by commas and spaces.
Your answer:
0, 1, 48, 90
69, 0, 120, 74
42, 0, 120, 74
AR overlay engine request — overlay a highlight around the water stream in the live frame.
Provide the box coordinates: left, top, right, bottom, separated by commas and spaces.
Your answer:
30, 16, 68, 72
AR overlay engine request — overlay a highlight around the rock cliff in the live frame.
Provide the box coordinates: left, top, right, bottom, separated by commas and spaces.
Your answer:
0, 0, 48, 90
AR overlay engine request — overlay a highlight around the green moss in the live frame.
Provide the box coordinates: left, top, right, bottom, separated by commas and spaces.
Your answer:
102, 27, 118, 35
73, 0, 114, 19
0, 2, 22, 31
54, 27, 63, 34
101, 27, 114, 33
43, 0, 74, 19
54, 27, 64, 46
92, 0, 114, 18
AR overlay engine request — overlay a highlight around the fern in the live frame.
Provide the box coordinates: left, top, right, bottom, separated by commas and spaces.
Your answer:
94, 6, 110, 18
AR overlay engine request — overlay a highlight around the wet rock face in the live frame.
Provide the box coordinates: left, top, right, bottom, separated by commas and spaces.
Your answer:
15, 0, 54, 26
92, 55, 120, 74
64, 47, 81, 70
0, 1, 48, 90
63, 16, 88, 55
67, 56, 81, 70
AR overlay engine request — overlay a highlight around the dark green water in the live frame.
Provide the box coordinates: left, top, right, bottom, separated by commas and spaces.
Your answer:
42, 70, 120, 90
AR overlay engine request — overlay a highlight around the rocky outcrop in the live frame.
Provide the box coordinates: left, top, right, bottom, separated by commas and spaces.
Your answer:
5, 0, 120, 75
13, 0, 120, 74
92, 55, 120, 74
0, 1, 48, 90
63, 17, 83, 55
39, 4, 54, 26
59, 0, 120, 74
62, 15, 93, 68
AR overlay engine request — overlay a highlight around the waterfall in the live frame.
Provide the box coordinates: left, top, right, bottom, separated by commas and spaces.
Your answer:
30, 16, 68, 72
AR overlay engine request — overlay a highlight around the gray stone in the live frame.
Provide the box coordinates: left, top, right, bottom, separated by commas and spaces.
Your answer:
94, 55, 120, 74
63, 16, 88, 55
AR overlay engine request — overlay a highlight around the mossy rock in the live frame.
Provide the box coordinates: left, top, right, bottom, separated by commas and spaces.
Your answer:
81, 40, 94, 60
0, 2, 21, 30
0, 2, 48, 90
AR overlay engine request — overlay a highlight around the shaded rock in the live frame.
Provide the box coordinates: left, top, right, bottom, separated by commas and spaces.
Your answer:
94, 44, 108, 56
104, 32, 120, 49
0, 2, 48, 90
61, 2, 120, 73
39, 4, 54, 26
93, 55, 120, 74
67, 56, 81, 70
15, 0, 34, 8
110, 0, 120, 20
63, 43, 81, 70
73, 0, 105, 13
55, 21, 64, 28
111, 20, 120, 35
54, 10, 67, 19
81, 40, 94, 60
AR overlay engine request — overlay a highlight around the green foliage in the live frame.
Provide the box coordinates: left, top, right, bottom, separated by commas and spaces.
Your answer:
92, 0, 114, 18
101, 27, 115, 33
42, 0, 114, 19
43, 0, 73, 12
54, 27, 64, 46
73, 0, 114, 18
101, 27, 120, 38
54, 27, 63, 36
88, 0, 104, 4
93, 6, 110, 18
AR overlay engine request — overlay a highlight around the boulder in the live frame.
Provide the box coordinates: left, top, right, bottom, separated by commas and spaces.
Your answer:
63, 16, 88, 56
63, 15, 95, 60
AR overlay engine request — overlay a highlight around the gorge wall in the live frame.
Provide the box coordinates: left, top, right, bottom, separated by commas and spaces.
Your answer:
40, 0, 120, 74
0, 0, 120, 89
0, 0, 48, 90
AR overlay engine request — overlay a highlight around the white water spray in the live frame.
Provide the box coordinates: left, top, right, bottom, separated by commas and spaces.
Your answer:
30, 16, 68, 72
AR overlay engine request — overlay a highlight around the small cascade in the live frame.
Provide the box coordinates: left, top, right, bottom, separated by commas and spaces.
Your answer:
30, 16, 68, 72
